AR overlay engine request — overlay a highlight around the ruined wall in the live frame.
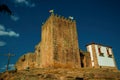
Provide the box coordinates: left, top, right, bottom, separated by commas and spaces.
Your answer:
38, 14, 81, 68
15, 53, 36, 70
84, 52, 92, 67
80, 50, 92, 68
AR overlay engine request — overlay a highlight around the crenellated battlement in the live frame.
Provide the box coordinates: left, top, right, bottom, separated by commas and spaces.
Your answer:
51, 13, 76, 23
41, 13, 76, 33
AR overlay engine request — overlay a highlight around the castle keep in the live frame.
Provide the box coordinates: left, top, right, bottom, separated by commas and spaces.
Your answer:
15, 14, 117, 70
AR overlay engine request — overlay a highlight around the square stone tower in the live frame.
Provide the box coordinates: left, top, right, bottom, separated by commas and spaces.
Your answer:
86, 42, 117, 69
35, 14, 81, 68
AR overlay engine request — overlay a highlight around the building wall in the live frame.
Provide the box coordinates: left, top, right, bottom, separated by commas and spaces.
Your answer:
87, 43, 117, 68
15, 13, 118, 70
87, 45, 94, 67
35, 42, 41, 67
39, 15, 54, 68
87, 44, 99, 68
83, 52, 92, 68
38, 14, 81, 68
52, 15, 80, 68
80, 50, 92, 68
16, 14, 81, 69
94, 45, 115, 67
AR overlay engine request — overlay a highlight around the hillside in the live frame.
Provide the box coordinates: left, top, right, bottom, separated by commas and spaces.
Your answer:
0, 68, 120, 80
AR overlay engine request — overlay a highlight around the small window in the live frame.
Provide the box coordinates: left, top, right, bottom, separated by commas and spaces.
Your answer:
106, 48, 112, 58
106, 48, 110, 55
98, 46, 101, 53
98, 46, 104, 57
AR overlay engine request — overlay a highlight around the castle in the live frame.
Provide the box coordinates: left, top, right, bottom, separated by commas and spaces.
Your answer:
15, 13, 117, 70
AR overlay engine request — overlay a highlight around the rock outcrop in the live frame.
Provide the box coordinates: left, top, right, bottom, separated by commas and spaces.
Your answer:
15, 52, 36, 70
0, 68, 120, 80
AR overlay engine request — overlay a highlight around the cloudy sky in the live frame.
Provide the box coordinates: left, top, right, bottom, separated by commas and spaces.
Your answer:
0, 0, 120, 72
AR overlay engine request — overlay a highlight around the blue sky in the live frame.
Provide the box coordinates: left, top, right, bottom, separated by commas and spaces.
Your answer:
0, 0, 120, 72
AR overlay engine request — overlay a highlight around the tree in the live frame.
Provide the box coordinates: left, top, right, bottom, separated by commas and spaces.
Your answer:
0, 4, 12, 15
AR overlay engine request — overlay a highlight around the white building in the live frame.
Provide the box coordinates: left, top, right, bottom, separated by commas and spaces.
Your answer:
86, 43, 117, 68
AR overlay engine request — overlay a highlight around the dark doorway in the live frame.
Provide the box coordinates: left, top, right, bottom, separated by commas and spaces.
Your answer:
75, 77, 84, 80
80, 52, 84, 68
81, 62, 84, 67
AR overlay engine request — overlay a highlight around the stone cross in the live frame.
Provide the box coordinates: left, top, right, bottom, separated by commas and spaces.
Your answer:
0, 53, 15, 71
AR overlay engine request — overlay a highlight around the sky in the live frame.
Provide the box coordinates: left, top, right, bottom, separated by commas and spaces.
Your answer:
0, 0, 120, 72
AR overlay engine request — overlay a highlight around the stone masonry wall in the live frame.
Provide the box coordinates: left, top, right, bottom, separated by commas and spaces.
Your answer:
39, 14, 54, 68
39, 14, 81, 68
15, 53, 36, 70
91, 44, 99, 68
16, 14, 81, 69
80, 50, 92, 68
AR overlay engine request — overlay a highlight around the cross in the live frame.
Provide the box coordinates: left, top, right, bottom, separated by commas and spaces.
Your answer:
0, 53, 15, 71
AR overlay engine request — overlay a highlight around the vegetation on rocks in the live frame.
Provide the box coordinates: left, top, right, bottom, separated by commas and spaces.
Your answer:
0, 68, 120, 80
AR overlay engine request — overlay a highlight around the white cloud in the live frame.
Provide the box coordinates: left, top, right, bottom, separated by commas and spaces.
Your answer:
0, 24, 20, 37
8, 64, 15, 67
6, 64, 15, 70
11, 15, 19, 21
0, 25, 5, 31
9, 31, 20, 37
15, 0, 35, 7
0, 64, 15, 70
0, 41, 6, 46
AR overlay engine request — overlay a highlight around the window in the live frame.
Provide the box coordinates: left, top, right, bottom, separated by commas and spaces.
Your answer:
107, 48, 110, 55
98, 46, 104, 57
106, 48, 112, 58
98, 46, 101, 53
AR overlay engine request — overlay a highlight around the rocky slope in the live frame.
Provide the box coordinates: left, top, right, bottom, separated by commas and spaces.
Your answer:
0, 68, 120, 80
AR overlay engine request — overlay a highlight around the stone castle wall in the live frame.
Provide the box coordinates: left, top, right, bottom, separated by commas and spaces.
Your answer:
80, 50, 92, 68
15, 14, 117, 70
15, 53, 36, 70
36, 14, 81, 68
38, 15, 54, 68
15, 14, 81, 70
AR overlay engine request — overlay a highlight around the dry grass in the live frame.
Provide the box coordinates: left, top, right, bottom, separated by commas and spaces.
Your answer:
53, 62, 73, 69
0, 68, 120, 80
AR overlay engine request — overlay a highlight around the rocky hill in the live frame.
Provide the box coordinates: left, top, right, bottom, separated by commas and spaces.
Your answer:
0, 68, 120, 80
